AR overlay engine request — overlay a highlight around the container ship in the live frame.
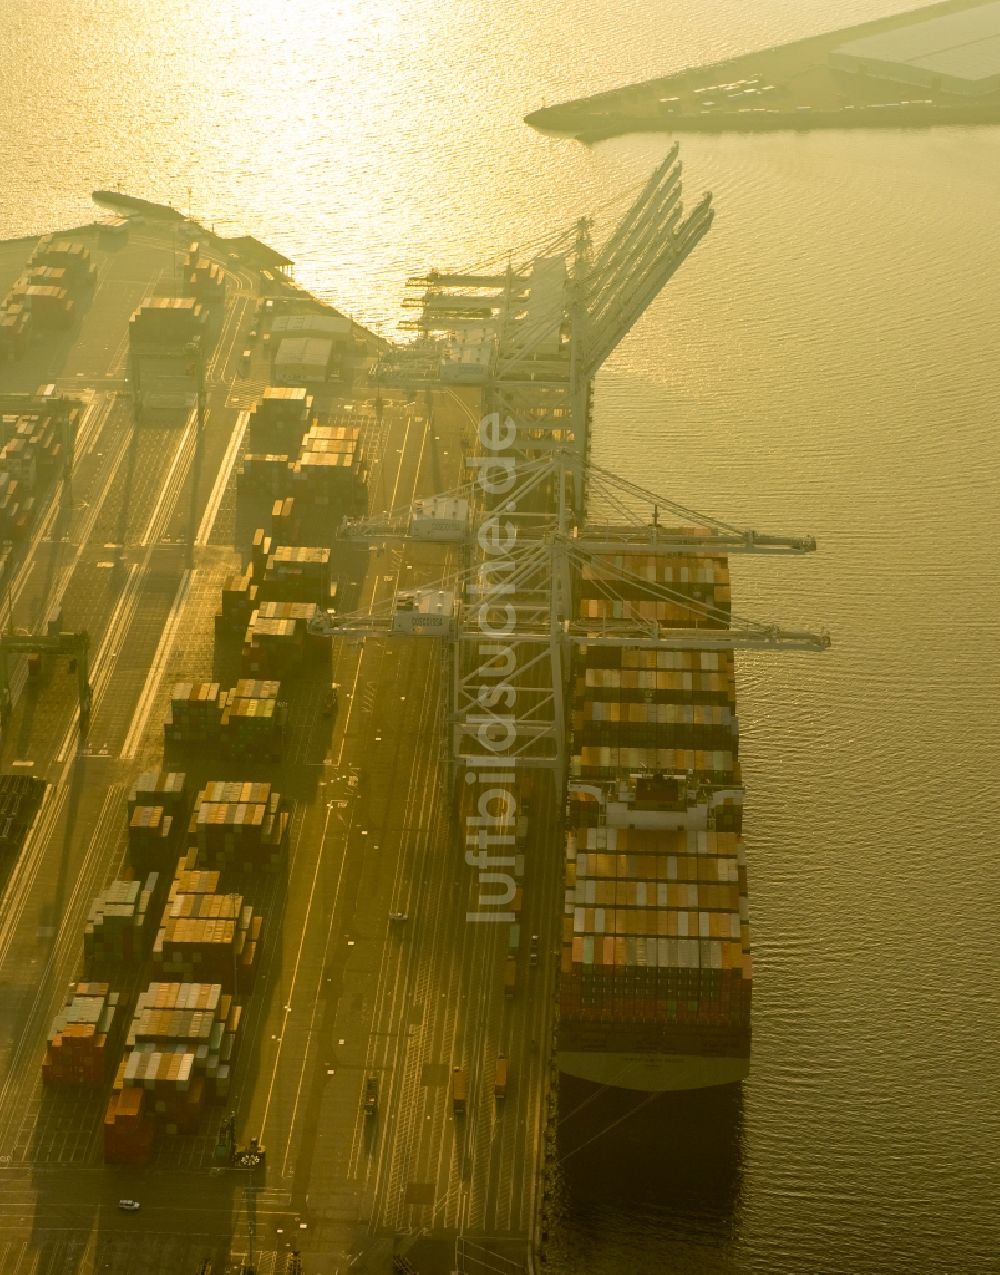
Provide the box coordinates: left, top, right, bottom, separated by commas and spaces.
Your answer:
559, 543, 751, 1091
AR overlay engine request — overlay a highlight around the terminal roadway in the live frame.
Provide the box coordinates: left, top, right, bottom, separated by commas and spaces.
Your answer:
0, 222, 556, 1273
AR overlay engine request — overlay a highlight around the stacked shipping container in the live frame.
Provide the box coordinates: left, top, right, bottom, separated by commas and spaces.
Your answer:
0, 238, 93, 357
103, 1084, 155, 1165
128, 296, 205, 349
163, 680, 287, 758
0, 398, 76, 535
43, 983, 122, 1088
291, 421, 364, 506
151, 890, 260, 992
183, 242, 225, 304
83, 873, 163, 975
107, 980, 241, 1147
237, 453, 294, 496
215, 567, 258, 643
560, 547, 752, 1082
219, 678, 286, 760
163, 682, 222, 747
126, 769, 186, 871
560, 820, 751, 1056
246, 387, 312, 456
241, 601, 321, 676
258, 545, 331, 606
189, 780, 291, 871
127, 981, 241, 1103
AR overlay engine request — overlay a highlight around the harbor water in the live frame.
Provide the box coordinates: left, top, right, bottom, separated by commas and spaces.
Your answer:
2, 1, 998, 1271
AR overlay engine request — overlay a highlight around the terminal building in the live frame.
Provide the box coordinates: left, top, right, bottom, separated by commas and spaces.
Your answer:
830, 2, 1000, 96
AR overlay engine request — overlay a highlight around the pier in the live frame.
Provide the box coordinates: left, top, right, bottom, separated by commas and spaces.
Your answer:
525, 0, 1000, 142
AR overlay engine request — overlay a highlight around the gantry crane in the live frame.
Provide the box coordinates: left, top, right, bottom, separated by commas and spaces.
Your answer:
344, 148, 828, 792
312, 449, 828, 792
0, 628, 92, 728
377, 143, 712, 505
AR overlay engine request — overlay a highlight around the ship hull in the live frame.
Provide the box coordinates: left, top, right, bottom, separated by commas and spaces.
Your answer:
558, 1049, 748, 1092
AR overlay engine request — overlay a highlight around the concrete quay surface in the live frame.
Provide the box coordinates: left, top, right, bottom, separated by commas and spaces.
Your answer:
0, 215, 555, 1274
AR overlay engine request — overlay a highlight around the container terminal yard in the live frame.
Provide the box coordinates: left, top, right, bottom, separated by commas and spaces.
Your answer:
526, 0, 1000, 141
0, 149, 827, 1274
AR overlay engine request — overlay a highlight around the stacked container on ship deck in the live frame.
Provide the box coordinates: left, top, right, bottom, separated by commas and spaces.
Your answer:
559, 546, 751, 1091
42, 983, 122, 1088
572, 649, 738, 784
560, 817, 750, 1029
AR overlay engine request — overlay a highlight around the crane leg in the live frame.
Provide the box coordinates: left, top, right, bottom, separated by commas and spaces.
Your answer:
0, 645, 9, 725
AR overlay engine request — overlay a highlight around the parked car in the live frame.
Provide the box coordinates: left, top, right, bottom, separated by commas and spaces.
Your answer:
117, 1199, 141, 1212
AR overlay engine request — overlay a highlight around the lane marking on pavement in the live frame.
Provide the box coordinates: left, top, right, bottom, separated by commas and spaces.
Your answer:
195, 409, 249, 546
120, 567, 193, 759
278, 797, 356, 1180
139, 413, 196, 546
258, 800, 341, 1142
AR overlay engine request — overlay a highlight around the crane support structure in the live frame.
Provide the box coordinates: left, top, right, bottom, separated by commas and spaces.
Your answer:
360, 149, 830, 789
376, 145, 713, 495
0, 630, 92, 727
315, 444, 829, 791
